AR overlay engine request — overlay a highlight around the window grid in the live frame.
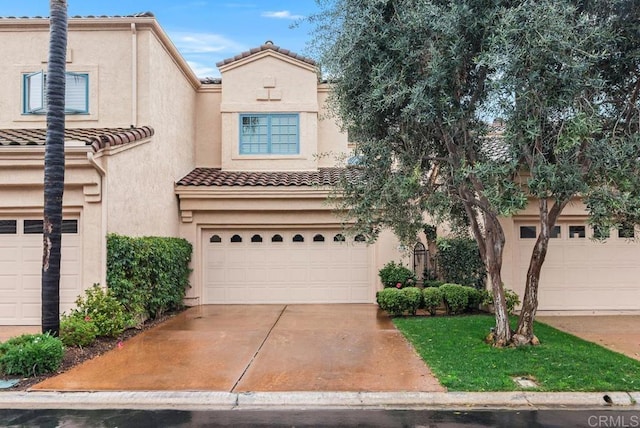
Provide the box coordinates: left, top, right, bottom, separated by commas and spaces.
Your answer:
240, 113, 299, 155
23, 71, 89, 114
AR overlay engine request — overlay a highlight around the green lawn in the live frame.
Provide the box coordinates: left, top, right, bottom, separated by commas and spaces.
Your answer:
394, 314, 640, 392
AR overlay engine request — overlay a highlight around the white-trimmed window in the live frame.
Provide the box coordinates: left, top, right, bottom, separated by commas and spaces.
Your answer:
240, 113, 299, 155
23, 71, 89, 114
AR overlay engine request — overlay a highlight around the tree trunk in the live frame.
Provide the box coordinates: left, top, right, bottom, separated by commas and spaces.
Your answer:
515, 198, 568, 344
484, 216, 511, 347
41, 0, 68, 336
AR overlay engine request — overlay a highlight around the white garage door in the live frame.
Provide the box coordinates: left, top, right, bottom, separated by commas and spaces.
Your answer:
516, 221, 640, 311
0, 218, 82, 325
203, 230, 373, 304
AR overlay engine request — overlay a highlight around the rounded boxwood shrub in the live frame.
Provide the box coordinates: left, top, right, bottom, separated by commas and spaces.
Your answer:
378, 261, 417, 288
423, 280, 445, 288
60, 314, 99, 347
464, 287, 484, 311
376, 288, 409, 316
402, 287, 423, 315
422, 287, 443, 316
440, 283, 469, 315
0, 333, 64, 377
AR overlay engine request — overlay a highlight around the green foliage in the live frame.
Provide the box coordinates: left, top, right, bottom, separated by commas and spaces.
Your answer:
440, 284, 469, 315
423, 280, 445, 288
464, 287, 484, 311
107, 234, 192, 320
59, 314, 99, 347
376, 288, 409, 316
422, 287, 443, 316
402, 287, 423, 315
378, 261, 417, 288
70, 284, 128, 337
436, 238, 486, 289
0, 333, 64, 377
483, 288, 521, 315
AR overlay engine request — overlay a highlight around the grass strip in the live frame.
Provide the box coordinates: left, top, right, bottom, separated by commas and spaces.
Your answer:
394, 314, 640, 391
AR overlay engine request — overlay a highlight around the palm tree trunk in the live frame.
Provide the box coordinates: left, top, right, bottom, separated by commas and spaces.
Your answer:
41, 0, 68, 336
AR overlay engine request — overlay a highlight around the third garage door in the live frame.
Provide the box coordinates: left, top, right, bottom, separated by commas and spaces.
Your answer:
203, 230, 372, 304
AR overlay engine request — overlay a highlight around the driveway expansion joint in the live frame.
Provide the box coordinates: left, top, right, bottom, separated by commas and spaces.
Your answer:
230, 305, 287, 393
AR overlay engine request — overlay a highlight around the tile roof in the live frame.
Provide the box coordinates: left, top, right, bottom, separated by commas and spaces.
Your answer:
177, 167, 357, 187
216, 41, 316, 68
0, 12, 154, 20
0, 126, 154, 152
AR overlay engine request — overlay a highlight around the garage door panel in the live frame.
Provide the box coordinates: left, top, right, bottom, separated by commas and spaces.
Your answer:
0, 217, 82, 325
516, 221, 640, 311
204, 229, 373, 304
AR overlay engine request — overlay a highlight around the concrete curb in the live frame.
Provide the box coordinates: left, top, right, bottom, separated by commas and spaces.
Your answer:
0, 391, 637, 410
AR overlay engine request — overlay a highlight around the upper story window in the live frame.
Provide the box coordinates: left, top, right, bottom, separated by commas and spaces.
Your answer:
240, 113, 299, 155
23, 71, 89, 114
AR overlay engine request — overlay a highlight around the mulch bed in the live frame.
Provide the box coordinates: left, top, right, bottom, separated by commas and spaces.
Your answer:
0, 310, 182, 392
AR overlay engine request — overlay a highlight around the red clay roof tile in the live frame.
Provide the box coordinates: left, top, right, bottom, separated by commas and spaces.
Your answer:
0, 126, 154, 152
216, 42, 316, 68
177, 167, 357, 187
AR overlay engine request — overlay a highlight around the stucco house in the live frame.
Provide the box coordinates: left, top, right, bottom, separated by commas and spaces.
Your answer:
0, 13, 637, 326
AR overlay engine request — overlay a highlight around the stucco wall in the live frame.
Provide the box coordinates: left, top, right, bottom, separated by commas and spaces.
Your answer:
219, 54, 320, 171
0, 22, 136, 128
317, 87, 350, 167
104, 29, 197, 237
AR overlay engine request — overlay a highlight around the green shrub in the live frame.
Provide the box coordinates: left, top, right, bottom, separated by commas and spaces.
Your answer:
422, 287, 443, 316
376, 288, 409, 316
505, 289, 521, 314
436, 237, 486, 289
482, 288, 521, 315
440, 283, 469, 315
464, 287, 484, 311
378, 261, 417, 288
402, 287, 423, 315
423, 280, 445, 288
71, 285, 129, 337
0, 333, 64, 377
107, 234, 192, 320
60, 314, 99, 347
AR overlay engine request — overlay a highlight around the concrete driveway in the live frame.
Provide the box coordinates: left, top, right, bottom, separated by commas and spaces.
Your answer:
538, 315, 640, 361
32, 305, 444, 392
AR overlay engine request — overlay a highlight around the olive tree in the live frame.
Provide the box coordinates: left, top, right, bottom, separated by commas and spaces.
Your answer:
311, 0, 640, 346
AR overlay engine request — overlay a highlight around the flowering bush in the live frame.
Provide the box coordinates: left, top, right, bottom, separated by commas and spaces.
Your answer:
69, 284, 130, 337
378, 261, 417, 288
60, 313, 99, 347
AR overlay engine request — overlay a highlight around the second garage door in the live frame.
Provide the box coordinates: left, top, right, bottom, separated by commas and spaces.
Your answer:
516, 221, 640, 311
203, 230, 373, 304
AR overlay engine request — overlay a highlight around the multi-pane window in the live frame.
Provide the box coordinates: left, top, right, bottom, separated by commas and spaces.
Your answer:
240, 113, 299, 155
23, 71, 89, 114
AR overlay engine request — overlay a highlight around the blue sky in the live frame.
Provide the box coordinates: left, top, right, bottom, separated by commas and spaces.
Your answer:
1, 1, 320, 77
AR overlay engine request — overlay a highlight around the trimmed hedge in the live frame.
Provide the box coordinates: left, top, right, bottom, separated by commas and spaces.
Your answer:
403, 287, 423, 315
376, 288, 408, 316
107, 234, 192, 321
440, 283, 469, 315
422, 287, 443, 316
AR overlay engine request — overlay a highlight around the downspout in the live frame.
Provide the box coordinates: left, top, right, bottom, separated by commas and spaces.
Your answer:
131, 22, 138, 127
87, 151, 107, 287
